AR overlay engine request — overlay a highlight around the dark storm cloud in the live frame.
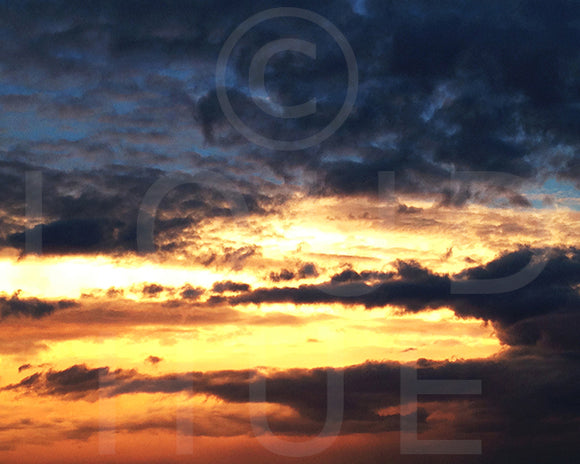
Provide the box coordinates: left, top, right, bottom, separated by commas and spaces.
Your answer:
190, 0, 580, 196
0, 0, 578, 214
0, 360, 422, 434
8, 218, 117, 254
5, 351, 579, 456
495, 311, 580, 352
3, 365, 132, 400
0, 160, 272, 257
230, 247, 580, 349
0, 160, 151, 255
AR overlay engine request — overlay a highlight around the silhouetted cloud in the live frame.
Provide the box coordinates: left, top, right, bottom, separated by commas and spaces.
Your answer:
0, 293, 76, 320
145, 356, 163, 365
4, 349, 578, 456
397, 204, 423, 214
212, 281, 251, 293
18, 364, 32, 373
270, 263, 320, 282
179, 284, 205, 300
298, 262, 319, 278
231, 247, 580, 350
142, 284, 165, 296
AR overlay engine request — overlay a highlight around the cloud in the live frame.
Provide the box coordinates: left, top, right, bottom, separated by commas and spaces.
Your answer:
230, 247, 580, 349
4, 349, 578, 455
0, 292, 76, 320
0, 361, 415, 434
269, 269, 295, 282
270, 263, 320, 282
212, 281, 251, 293
3, 364, 136, 400
5, 246, 575, 354
0, 160, 272, 258
145, 356, 163, 365
8, 219, 110, 255
141, 284, 165, 296
179, 284, 205, 300
0, 296, 338, 356
0, 0, 578, 244
298, 263, 319, 278
329, 267, 395, 284
0, 2, 577, 461
397, 204, 423, 214
18, 364, 32, 373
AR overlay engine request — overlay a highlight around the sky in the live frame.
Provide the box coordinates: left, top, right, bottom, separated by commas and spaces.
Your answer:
0, 0, 579, 462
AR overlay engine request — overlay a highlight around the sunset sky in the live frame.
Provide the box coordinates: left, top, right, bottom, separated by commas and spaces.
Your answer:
0, 1, 579, 463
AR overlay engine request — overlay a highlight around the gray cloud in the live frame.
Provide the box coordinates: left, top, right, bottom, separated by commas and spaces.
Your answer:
211, 280, 251, 293
0, 292, 76, 320
0, 0, 578, 243
4, 349, 578, 460
230, 247, 580, 350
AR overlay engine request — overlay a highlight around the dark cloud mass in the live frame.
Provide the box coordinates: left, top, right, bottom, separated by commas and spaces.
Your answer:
0, 1, 579, 461
0, 160, 271, 257
4, 351, 579, 461
0, 1, 579, 259
232, 247, 580, 350
0, 293, 76, 320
